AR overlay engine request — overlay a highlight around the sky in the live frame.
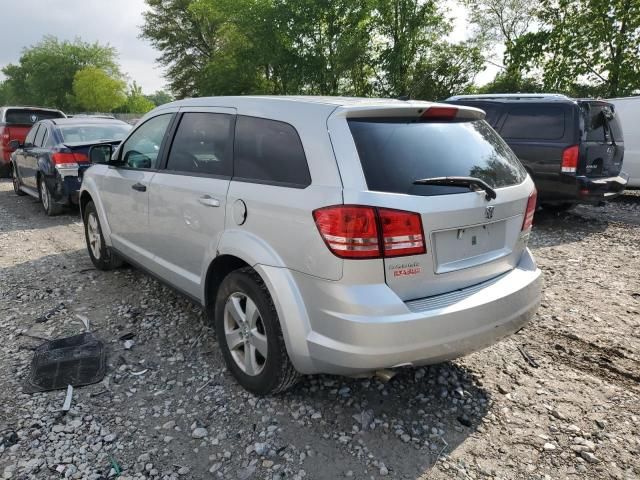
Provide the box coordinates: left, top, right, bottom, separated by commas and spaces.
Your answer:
0, 0, 499, 95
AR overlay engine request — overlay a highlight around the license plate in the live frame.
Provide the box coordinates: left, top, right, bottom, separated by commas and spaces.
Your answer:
432, 221, 508, 273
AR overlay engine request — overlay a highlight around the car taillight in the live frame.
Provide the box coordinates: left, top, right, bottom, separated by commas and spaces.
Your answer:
313, 205, 426, 259
51, 152, 89, 166
522, 189, 537, 231
561, 145, 579, 173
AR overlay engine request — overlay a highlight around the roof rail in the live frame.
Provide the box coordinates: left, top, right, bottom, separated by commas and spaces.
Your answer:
446, 93, 571, 101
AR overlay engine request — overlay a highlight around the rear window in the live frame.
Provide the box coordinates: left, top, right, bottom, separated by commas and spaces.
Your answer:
4, 109, 64, 125
59, 124, 131, 143
501, 105, 565, 140
234, 116, 311, 187
348, 119, 526, 196
450, 102, 502, 126
585, 104, 624, 143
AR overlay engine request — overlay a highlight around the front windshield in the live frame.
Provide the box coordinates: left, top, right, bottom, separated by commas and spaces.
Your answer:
59, 124, 131, 143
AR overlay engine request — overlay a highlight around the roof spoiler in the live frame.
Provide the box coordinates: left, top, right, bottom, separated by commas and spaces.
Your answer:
337, 103, 486, 121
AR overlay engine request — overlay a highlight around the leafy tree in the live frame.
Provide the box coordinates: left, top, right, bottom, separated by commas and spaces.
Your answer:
123, 82, 156, 113
478, 70, 543, 93
72, 67, 126, 112
145, 90, 174, 106
1, 36, 123, 110
511, 0, 640, 97
0, 82, 10, 104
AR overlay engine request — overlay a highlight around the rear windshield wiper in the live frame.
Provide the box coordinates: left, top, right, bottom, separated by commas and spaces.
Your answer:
412, 176, 497, 200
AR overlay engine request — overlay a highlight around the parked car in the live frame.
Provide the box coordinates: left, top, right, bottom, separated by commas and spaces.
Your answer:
79, 97, 542, 394
0, 106, 66, 177
606, 96, 640, 188
10, 118, 131, 215
446, 94, 628, 210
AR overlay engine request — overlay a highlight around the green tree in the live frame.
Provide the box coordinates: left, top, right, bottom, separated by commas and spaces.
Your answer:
145, 90, 174, 106
72, 67, 126, 112
478, 70, 543, 94
511, 0, 640, 97
1, 36, 123, 110
0, 81, 10, 104
124, 82, 156, 113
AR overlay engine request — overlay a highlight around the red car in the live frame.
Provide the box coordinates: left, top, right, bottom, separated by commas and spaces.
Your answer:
0, 107, 66, 177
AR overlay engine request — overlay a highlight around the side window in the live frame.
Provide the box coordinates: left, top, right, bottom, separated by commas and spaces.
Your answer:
234, 116, 311, 187
34, 126, 48, 147
165, 113, 233, 176
24, 125, 39, 146
501, 105, 565, 140
119, 114, 172, 169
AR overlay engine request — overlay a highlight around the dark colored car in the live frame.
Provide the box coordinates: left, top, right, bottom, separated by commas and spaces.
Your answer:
446, 94, 628, 209
0, 106, 66, 177
10, 118, 131, 215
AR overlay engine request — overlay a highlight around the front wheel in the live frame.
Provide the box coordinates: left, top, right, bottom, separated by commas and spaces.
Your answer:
83, 201, 122, 270
38, 176, 63, 216
215, 268, 300, 395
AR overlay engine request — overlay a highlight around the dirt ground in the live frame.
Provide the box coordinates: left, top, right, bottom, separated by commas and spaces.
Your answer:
0, 178, 638, 480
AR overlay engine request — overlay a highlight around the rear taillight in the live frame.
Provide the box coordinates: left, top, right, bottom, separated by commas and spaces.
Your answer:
313, 205, 426, 259
0, 127, 11, 147
522, 189, 537, 231
51, 152, 89, 166
561, 145, 579, 173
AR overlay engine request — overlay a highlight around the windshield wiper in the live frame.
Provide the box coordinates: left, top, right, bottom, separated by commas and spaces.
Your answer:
412, 176, 497, 201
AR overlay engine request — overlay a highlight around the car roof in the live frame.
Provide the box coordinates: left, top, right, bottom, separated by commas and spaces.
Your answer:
46, 118, 130, 126
0, 106, 65, 112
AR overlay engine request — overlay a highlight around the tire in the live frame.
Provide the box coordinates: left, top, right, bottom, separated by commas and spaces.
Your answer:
215, 267, 300, 395
11, 164, 26, 196
83, 201, 123, 270
38, 176, 63, 216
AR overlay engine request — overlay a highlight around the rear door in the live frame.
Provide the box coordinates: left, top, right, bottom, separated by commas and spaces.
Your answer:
147, 108, 234, 298
24, 124, 48, 188
331, 108, 533, 301
14, 125, 39, 185
580, 101, 624, 177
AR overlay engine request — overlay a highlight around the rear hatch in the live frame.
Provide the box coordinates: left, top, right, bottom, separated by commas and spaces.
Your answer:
334, 105, 534, 301
579, 101, 624, 177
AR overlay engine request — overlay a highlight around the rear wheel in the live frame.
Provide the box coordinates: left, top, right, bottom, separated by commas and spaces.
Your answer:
215, 268, 300, 395
83, 201, 123, 270
38, 176, 63, 216
11, 164, 26, 196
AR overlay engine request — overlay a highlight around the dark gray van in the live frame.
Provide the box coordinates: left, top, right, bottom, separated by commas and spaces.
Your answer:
447, 94, 628, 209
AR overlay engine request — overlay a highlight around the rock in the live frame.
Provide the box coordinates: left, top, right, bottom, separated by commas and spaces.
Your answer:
103, 433, 117, 443
192, 427, 208, 439
497, 384, 510, 394
177, 466, 190, 475
237, 465, 256, 480
254, 442, 268, 456
209, 463, 222, 473
379, 464, 389, 476
401, 434, 411, 443
581, 451, 600, 464
162, 421, 176, 429
543, 443, 556, 451
262, 460, 274, 468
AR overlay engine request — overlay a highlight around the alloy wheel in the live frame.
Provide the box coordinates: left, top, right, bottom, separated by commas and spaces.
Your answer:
40, 180, 49, 211
87, 212, 102, 260
223, 292, 268, 376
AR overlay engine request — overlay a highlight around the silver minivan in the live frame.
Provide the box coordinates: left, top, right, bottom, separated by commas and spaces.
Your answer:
80, 97, 542, 394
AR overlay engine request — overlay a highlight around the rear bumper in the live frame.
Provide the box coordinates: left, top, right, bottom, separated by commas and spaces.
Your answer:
576, 172, 629, 203
44, 165, 88, 205
269, 249, 542, 375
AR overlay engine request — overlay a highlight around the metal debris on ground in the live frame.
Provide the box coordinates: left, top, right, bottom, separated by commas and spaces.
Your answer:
130, 369, 148, 376
517, 345, 540, 368
61, 385, 73, 411
24, 332, 107, 393
35, 302, 66, 323
75, 313, 90, 331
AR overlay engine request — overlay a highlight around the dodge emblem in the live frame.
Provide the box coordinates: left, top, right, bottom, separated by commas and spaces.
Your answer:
485, 206, 494, 219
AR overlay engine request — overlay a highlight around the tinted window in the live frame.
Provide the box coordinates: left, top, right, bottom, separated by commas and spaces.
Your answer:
585, 104, 623, 143
501, 105, 565, 140
24, 126, 39, 146
349, 119, 527, 196
59, 124, 131, 143
5, 109, 64, 125
234, 116, 311, 187
120, 114, 172, 169
34, 126, 47, 147
166, 113, 233, 176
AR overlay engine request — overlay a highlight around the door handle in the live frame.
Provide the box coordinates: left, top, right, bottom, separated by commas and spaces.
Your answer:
198, 195, 220, 207
131, 183, 146, 192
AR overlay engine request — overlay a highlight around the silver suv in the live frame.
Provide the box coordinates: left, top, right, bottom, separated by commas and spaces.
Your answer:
80, 97, 542, 395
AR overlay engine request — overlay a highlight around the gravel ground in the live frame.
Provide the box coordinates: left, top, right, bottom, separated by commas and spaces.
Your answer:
0, 178, 638, 480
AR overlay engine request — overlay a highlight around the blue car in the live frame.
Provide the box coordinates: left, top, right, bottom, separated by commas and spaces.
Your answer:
9, 118, 131, 215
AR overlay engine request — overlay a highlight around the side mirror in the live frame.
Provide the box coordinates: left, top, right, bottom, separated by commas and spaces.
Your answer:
89, 144, 114, 164
8, 140, 21, 150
